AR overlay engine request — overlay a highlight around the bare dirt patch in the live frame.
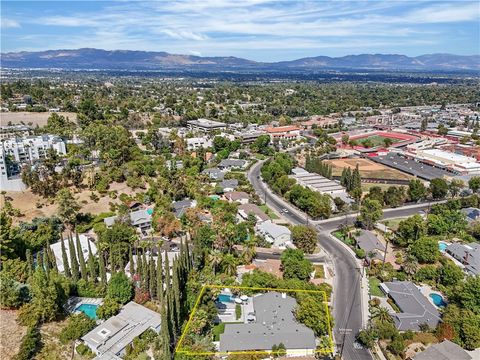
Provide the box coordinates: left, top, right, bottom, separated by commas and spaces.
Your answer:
0, 112, 77, 127
325, 158, 413, 181
0, 309, 27, 360
2, 182, 145, 224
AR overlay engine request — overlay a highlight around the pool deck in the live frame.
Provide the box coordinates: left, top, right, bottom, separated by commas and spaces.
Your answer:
419, 285, 445, 309
66, 296, 103, 313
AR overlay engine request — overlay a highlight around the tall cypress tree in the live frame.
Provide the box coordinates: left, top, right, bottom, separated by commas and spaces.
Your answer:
60, 236, 71, 278
26, 249, 33, 277
160, 306, 171, 359
68, 234, 79, 282
76, 233, 88, 280
98, 251, 107, 286
129, 246, 134, 277
109, 245, 116, 274
167, 291, 177, 341
156, 254, 164, 304
87, 240, 97, 281
42, 247, 50, 278
164, 250, 170, 290
142, 250, 148, 290
172, 260, 181, 329
137, 250, 143, 282
36, 251, 44, 273
149, 254, 156, 299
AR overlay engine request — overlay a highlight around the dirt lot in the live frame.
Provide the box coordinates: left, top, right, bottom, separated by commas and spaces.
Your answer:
325, 158, 413, 181
0, 310, 27, 360
2, 182, 144, 224
0, 112, 77, 127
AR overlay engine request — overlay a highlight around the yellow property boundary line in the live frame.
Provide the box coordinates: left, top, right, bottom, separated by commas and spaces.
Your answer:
175, 284, 335, 356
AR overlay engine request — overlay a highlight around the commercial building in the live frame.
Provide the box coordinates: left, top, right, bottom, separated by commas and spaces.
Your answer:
219, 292, 316, 356
187, 119, 227, 132
82, 302, 161, 359
265, 125, 301, 141
406, 148, 480, 175
380, 281, 441, 331
0, 125, 31, 140
290, 167, 351, 204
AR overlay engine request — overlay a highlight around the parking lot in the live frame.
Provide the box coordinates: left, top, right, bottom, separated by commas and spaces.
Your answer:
371, 153, 451, 180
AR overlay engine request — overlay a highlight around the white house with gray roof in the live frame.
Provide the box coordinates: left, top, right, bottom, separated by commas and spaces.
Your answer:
103, 209, 153, 236
413, 340, 471, 360
255, 220, 292, 248
380, 281, 441, 331
218, 159, 247, 171
219, 292, 316, 356
81, 302, 161, 359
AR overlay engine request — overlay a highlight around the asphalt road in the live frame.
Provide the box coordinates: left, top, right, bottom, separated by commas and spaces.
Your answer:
248, 160, 443, 360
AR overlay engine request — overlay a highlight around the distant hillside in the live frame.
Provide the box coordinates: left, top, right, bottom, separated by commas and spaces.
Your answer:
1, 48, 479, 71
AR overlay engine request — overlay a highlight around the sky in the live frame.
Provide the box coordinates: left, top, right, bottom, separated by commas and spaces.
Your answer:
1, 0, 479, 61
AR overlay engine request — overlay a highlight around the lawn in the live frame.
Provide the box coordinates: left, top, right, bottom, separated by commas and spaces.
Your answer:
212, 323, 225, 341
357, 135, 395, 148
369, 277, 386, 297
259, 204, 279, 219
380, 217, 407, 231
332, 230, 354, 246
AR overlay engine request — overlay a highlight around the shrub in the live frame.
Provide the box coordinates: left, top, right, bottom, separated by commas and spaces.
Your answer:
13, 326, 40, 360
76, 343, 94, 357
107, 272, 133, 304
59, 313, 96, 344
355, 248, 366, 259
387, 338, 405, 355
97, 297, 121, 320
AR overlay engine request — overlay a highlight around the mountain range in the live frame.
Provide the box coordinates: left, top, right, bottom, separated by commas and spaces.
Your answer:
1, 48, 479, 71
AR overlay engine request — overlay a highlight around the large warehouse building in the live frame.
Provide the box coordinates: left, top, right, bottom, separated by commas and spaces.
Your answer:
405, 148, 480, 175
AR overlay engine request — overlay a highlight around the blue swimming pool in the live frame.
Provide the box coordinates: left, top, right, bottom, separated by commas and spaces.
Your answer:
217, 294, 233, 303
76, 303, 99, 319
429, 293, 447, 307
439, 242, 448, 251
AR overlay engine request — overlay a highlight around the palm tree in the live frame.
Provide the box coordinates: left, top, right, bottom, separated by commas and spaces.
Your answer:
208, 250, 222, 275
242, 239, 256, 263
221, 253, 237, 277
372, 306, 393, 324
403, 255, 419, 278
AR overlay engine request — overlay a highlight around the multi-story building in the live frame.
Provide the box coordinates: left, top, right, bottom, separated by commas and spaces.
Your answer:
187, 119, 227, 133
2, 135, 66, 163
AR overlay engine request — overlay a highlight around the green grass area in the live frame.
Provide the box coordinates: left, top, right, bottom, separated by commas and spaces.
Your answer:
259, 204, 279, 219
212, 323, 225, 341
313, 264, 325, 279
369, 277, 386, 297
332, 230, 354, 246
380, 217, 407, 231
358, 135, 398, 148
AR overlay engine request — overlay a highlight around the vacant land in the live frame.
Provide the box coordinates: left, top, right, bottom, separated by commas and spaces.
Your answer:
1, 111, 77, 127
2, 182, 144, 224
325, 158, 413, 181
0, 310, 27, 360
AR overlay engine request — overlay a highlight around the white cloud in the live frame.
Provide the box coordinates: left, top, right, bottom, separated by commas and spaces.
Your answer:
1, 18, 20, 29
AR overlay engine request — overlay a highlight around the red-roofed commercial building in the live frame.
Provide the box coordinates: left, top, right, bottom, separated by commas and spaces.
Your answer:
266, 126, 301, 141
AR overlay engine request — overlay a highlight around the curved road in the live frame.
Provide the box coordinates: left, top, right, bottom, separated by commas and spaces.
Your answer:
249, 160, 443, 360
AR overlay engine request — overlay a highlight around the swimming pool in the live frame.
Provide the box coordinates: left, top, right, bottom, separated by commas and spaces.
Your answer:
429, 293, 447, 307
217, 294, 233, 303
438, 242, 448, 251
76, 303, 99, 319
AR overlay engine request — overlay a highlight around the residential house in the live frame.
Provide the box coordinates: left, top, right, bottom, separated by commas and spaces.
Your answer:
104, 209, 153, 236
203, 167, 225, 180
445, 242, 480, 276
355, 230, 386, 260
172, 199, 197, 218
219, 292, 316, 356
218, 159, 247, 171
255, 220, 292, 248
81, 302, 161, 359
380, 281, 441, 331
237, 203, 269, 223
412, 340, 471, 360
224, 191, 250, 204
460, 207, 480, 223
186, 137, 212, 151
50, 234, 97, 274
218, 179, 239, 192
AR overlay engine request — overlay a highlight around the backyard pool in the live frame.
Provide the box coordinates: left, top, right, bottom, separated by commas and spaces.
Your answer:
429, 293, 447, 308
217, 294, 233, 303
438, 242, 448, 252
76, 303, 99, 319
